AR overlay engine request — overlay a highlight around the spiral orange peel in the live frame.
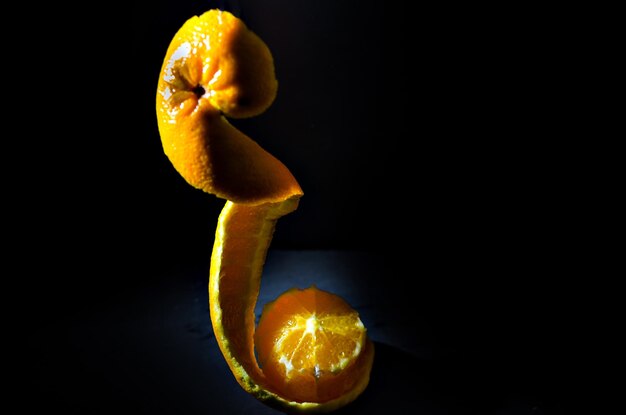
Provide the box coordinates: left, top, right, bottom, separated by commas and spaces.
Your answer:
156, 9, 373, 413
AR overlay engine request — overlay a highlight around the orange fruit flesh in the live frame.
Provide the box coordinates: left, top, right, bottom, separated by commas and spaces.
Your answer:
255, 287, 373, 403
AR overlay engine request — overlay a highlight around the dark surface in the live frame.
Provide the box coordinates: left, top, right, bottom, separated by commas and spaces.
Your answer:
15, 1, 568, 413
24, 250, 563, 414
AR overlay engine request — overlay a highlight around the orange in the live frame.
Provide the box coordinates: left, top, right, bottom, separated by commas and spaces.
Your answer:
156, 9, 374, 413
256, 286, 374, 403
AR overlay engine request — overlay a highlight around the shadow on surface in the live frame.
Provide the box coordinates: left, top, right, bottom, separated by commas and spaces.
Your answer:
333, 342, 562, 415
333, 342, 448, 414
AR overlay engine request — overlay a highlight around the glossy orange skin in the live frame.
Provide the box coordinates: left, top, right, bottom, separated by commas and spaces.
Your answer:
156, 10, 301, 204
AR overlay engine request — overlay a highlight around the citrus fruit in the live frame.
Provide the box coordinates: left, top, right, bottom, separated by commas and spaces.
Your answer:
156, 9, 374, 413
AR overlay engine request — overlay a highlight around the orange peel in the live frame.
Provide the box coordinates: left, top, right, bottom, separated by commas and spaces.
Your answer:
156, 9, 301, 204
156, 9, 373, 413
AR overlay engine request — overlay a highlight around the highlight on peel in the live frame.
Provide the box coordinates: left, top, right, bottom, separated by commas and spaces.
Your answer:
156, 9, 301, 204
156, 8, 373, 413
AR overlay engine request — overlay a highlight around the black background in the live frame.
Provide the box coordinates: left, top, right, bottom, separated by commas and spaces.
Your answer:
16, 0, 568, 413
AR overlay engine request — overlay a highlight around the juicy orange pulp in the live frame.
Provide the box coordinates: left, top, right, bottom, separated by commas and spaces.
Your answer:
256, 286, 373, 403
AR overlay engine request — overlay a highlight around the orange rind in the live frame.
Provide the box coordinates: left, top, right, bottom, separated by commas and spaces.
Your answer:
156, 9, 301, 204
